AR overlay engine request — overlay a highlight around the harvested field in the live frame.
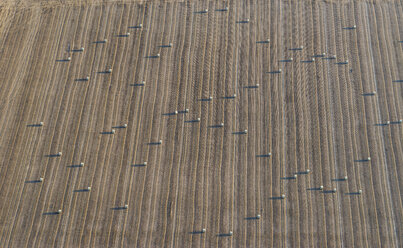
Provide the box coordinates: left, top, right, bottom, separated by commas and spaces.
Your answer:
0, 0, 402, 247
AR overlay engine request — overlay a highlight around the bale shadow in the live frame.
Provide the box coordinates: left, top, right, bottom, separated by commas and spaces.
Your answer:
147, 142, 162, 145
56, 59, 70, 62
67, 164, 83, 168
25, 180, 42, 183
97, 71, 112, 74
220, 96, 236, 99
71, 49, 84, 52
111, 207, 127, 210
342, 27, 356, 30
301, 60, 315, 63
307, 187, 322, 191
100, 131, 114, 134
45, 154, 61, 158
189, 231, 205, 234
232, 131, 246, 135
331, 178, 347, 182
198, 98, 212, 101
335, 62, 348, 65
269, 196, 284, 200
313, 54, 326, 58
130, 83, 146, 87
75, 78, 89, 82
145, 55, 160, 59
266, 70, 281, 74
345, 192, 361, 195
158, 45, 172, 48
73, 189, 90, 193
43, 211, 60, 215
93, 40, 107, 44
193, 11, 208, 14
208, 125, 223, 128
295, 171, 309, 175
390, 121, 402, 125
162, 112, 177, 116
215, 8, 228, 12
185, 119, 200, 123
112, 125, 127, 129
128, 25, 142, 29
236, 20, 249, 24
117, 34, 130, 37
177, 110, 188, 114
392, 80, 403, 83
321, 190, 336, 194
323, 57, 337, 60
361, 93, 376, 96
256, 40, 270, 44
217, 233, 232, 237
132, 163, 146, 167
256, 154, 271, 158
354, 159, 370, 162
245, 216, 259, 220
289, 47, 303, 51
243, 85, 259, 89
374, 123, 389, 126
281, 176, 297, 180
27, 124, 43, 127
279, 59, 292, 63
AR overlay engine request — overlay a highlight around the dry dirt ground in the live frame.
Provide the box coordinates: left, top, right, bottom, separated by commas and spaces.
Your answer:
0, 0, 402, 247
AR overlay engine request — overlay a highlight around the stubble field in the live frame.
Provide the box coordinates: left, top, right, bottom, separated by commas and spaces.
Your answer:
0, 0, 402, 247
